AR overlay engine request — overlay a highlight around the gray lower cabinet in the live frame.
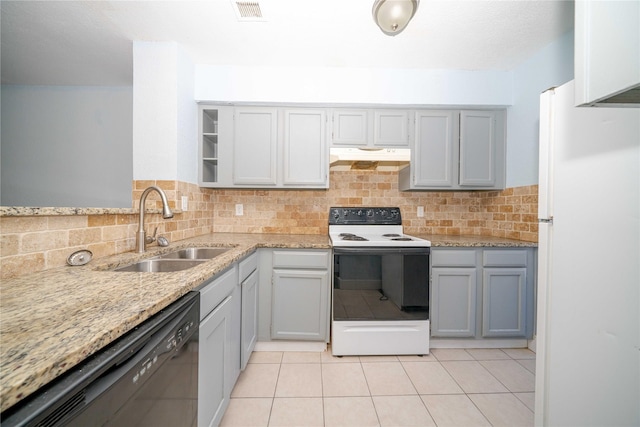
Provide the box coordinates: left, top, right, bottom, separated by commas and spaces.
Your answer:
271, 249, 331, 341
239, 252, 258, 369
431, 267, 477, 337
430, 247, 536, 339
198, 265, 238, 427
482, 268, 527, 337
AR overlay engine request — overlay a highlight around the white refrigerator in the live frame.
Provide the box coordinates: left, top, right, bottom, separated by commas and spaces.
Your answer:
535, 80, 640, 426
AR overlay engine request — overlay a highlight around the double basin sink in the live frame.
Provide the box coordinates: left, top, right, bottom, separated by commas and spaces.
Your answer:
114, 247, 231, 272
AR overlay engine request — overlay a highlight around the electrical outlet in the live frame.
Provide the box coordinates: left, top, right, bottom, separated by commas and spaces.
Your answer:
181, 196, 188, 211
417, 206, 425, 217
235, 204, 244, 216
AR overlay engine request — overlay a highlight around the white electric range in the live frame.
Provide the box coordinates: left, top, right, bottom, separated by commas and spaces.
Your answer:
329, 207, 431, 356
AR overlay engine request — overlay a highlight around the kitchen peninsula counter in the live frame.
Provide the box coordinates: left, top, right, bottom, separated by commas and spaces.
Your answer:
0, 233, 330, 413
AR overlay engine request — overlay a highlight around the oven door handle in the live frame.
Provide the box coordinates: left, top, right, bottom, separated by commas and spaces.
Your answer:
333, 247, 430, 255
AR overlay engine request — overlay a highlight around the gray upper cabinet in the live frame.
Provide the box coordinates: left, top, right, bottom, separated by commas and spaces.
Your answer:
330, 109, 410, 148
399, 109, 506, 191
373, 110, 410, 147
282, 109, 328, 187
198, 105, 329, 189
233, 107, 278, 186
410, 110, 458, 187
459, 110, 498, 187
331, 109, 369, 146
200, 104, 505, 191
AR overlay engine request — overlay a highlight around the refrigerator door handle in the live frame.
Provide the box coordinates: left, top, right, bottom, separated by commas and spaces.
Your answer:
538, 217, 554, 224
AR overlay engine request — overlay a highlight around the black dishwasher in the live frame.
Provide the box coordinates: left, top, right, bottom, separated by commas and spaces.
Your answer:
1, 292, 200, 427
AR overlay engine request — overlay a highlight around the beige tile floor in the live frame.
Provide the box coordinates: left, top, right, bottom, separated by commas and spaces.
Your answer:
220, 347, 536, 427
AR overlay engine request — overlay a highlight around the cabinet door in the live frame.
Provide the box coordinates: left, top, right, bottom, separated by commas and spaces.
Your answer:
373, 110, 410, 147
430, 267, 477, 337
331, 109, 368, 146
198, 295, 233, 427
229, 283, 241, 390
283, 109, 328, 187
413, 110, 457, 187
459, 110, 496, 187
241, 269, 258, 370
272, 269, 329, 341
575, 1, 640, 106
482, 268, 527, 337
233, 108, 277, 185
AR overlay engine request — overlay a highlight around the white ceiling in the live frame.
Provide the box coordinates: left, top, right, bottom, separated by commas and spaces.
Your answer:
1, 0, 574, 86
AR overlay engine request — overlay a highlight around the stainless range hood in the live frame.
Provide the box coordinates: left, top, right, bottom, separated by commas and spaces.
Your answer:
329, 147, 410, 171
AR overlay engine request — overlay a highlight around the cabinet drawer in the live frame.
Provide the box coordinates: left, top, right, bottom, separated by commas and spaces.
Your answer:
431, 249, 477, 267
483, 250, 528, 267
239, 251, 258, 282
199, 266, 238, 320
272, 250, 330, 269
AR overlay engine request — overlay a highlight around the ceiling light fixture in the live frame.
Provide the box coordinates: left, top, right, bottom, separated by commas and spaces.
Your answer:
372, 0, 419, 36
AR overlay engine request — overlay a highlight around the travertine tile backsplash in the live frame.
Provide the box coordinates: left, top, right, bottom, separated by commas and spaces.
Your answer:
211, 170, 538, 241
0, 170, 537, 279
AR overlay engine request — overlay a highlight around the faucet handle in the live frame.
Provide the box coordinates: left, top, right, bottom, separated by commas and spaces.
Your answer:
145, 227, 158, 244
157, 235, 170, 247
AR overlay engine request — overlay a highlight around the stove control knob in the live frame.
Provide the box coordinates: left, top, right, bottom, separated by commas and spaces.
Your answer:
366, 209, 373, 217
357, 210, 363, 216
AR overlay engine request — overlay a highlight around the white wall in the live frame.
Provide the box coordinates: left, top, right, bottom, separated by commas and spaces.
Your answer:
507, 31, 575, 187
0, 85, 133, 207
132, 41, 196, 182
195, 66, 513, 107
177, 45, 197, 184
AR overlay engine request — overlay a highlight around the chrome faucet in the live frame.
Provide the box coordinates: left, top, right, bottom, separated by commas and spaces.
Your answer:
136, 186, 174, 253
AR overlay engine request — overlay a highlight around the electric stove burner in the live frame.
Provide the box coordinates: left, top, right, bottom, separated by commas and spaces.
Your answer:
383, 234, 402, 237
342, 235, 368, 241
392, 237, 414, 241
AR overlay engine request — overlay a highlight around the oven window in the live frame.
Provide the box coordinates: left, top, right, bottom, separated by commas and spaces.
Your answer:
333, 251, 429, 321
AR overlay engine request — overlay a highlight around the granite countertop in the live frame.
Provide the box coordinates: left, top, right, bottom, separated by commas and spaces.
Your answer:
0, 232, 535, 413
0, 206, 138, 216
422, 234, 538, 248
0, 233, 330, 413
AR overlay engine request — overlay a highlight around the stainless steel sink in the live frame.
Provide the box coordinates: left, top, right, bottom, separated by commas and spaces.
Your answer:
158, 247, 231, 260
114, 259, 205, 272
112, 246, 232, 272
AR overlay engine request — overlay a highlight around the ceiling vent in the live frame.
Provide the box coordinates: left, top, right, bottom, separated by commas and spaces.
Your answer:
232, 1, 266, 21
